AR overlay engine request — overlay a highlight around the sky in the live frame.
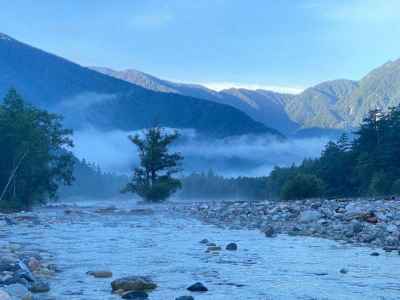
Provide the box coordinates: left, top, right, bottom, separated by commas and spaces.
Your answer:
1, 0, 400, 93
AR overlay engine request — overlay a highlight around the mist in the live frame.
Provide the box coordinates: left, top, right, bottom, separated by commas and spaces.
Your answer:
72, 127, 330, 177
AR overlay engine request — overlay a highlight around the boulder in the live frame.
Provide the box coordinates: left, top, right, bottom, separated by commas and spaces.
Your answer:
226, 243, 238, 251
176, 296, 194, 300
199, 239, 209, 244
206, 246, 221, 252
27, 257, 41, 272
3, 284, 32, 300
122, 291, 149, 299
29, 279, 50, 293
187, 282, 208, 292
87, 271, 113, 278
111, 276, 157, 292
299, 210, 322, 223
0, 289, 11, 300
262, 226, 275, 237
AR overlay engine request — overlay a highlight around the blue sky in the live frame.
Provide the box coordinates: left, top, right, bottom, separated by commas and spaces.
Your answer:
1, 0, 399, 92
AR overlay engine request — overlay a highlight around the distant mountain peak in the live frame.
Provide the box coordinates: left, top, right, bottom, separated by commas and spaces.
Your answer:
0, 32, 13, 41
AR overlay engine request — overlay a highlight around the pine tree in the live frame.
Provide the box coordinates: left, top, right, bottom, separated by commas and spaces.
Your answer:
122, 127, 183, 202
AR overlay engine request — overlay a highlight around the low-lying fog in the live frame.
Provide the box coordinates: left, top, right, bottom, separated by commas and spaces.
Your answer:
72, 127, 329, 177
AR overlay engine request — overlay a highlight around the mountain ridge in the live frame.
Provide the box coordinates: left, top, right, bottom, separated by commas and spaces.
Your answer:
92, 60, 400, 133
0, 32, 281, 139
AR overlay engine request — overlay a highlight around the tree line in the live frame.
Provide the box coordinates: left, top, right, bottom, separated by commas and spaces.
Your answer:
268, 107, 400, 200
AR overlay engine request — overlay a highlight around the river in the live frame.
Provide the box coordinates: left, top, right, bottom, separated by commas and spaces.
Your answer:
4, 199, 400, 300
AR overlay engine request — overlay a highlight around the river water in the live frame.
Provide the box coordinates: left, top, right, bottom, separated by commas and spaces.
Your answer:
4, 199, 400, 300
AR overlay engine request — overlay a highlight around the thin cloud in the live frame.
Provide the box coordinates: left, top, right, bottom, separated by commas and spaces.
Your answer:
197, 81, 304, 94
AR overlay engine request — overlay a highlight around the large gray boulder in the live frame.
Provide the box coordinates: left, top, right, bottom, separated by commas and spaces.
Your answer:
0, 289, 11, 300
3, 284, 32, 300
111, 276, 157, 292
299, 210, 322, 223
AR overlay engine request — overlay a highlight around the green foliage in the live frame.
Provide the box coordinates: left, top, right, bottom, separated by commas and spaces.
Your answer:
180, 170, 268, 200
0, 89, 74, 211
123, 127, 183, 202
391, 179, 400, 195
280, 174, 324, 200
368, 171, 392, 196
268, 105, 400, 199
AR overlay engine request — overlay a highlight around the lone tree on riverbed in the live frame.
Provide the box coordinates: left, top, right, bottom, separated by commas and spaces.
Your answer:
122, 127, 183, 202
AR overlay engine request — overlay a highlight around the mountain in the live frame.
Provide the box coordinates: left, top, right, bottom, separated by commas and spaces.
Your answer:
284, 80, 359, 129
91, 67, 299, 134
0, 33, 281, 138
94, 59, 400, 134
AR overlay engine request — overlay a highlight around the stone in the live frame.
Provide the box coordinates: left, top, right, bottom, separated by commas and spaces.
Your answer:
225, 243, 238, 251
87, 271, 113, 278
29, 279, 50, 293
27, 257, 41, 272
262, 226, 275, 237
199, 239, 209, 244
0, 289, 11, 300
339, 268, 348, 274
350, 220, 363, 234
3, 284, 32, 300
176, 296, 194, 300
95, 206, 117, 214
206, 246, 221, 252
299, 210, 322, 223
187, 282, 208, 292
122, 291, 149, 299
370, 252, 380, 256
206, 242, 216, 247
111, 276, 157, 292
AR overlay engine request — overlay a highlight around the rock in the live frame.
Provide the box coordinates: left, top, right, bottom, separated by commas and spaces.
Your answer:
299, 210, 321, 223
383, 246, 398, 252
206, 246, 221, 252
29, 279, 50, 293
87, 271, 113, 278
199, 239, 209, 244
339, 268, 348, 274
122, 291, 149, 299
128, 208, 154, 215
111, 276, 157, 292
225, 243, 238, 251
262, 226, 275, 237
187, 282, 208, 292
206, 242, 216, 247
0, 289, 11, 300
3, 284, 32, 300
370, 252, 380, 256
27, 257, 41, 272
95, 206, 117, 214
176, 296, 194, 300
386, 224, 398, 233
350, 220, 363, 234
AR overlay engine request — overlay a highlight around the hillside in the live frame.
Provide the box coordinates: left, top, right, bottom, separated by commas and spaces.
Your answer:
91, 67, 299, 134
0, 33, 280, 138
93, 59, 400, 133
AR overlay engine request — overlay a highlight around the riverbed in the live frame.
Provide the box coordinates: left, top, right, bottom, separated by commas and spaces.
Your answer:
3, 199, 400, 300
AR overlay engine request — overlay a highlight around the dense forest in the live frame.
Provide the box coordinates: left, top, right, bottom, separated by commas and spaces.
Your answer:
58, 159, 128, 200
267, 106, 400, 200
179, 170, 268, 200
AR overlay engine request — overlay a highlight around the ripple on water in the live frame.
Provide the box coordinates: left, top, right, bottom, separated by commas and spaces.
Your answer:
5, 199, 400, 300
